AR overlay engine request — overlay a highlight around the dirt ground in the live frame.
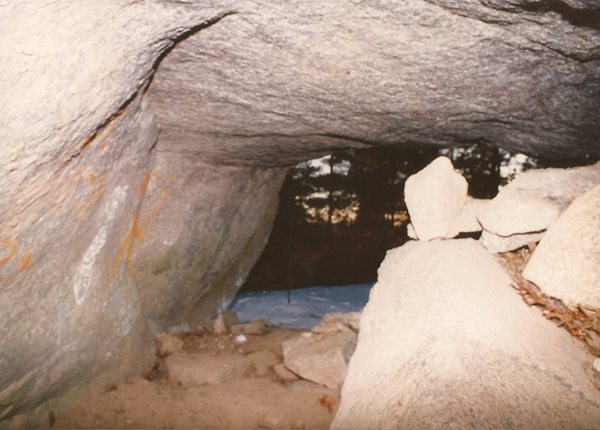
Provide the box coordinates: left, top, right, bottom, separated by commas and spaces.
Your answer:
53, 327, 340, 429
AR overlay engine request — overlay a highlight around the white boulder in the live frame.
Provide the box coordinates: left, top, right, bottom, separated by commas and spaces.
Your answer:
504, 161, 600, 213
404, 157, 468, 241
478, 189, 560, 237
480, 229, 545, 254
446, 196, 488, 238
331, 239, 600, 429
523, 184, 600, 310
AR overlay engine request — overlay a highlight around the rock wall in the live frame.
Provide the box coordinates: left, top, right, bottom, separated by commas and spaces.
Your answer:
1, 0, 600, 423
0, 1, 282, 423
130, 152, 285, 330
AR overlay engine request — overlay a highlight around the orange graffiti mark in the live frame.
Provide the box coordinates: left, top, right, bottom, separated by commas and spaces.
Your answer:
104, 214, 139, 300
137, 186, 168, 238
0, 240, 17, 265
103, 169, 168, 300
136, 169, 152, 198
76, 174, 108, 223
18, 252, 32, 272
0, 243, 32, 288
49, 164, 106, 221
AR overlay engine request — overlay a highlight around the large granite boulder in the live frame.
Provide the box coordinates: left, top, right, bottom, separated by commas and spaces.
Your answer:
524, 184, 600, 311
2, 0, 600, 423
478, 162, 600, 253
332, 240, 600, 429
0, 2, 282, 423
129, 152, 285, 330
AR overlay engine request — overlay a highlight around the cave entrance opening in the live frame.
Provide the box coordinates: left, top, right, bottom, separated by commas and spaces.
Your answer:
234, 144, 538, 325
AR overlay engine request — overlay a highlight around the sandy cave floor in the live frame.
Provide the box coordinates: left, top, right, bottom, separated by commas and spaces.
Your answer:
53, 327, 339, 429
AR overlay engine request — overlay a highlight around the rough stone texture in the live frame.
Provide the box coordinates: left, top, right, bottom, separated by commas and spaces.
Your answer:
282, 332, 357, 390
347, 312, 362, 333
479, 189, 563, 236
480, 229, 545, 254
2, 0, 600, 422
405, 157, 468, 241
214, 310, 239, 335
155, 333, 184, 357
446, 197, 487, 238
274, 364, 300, 382
129, 152, 286, 330
478, 162, 600, 240
166, 353, 252, 386
332, 240, 600, 429
502, 161, 600, 213
0, 86, 159, 423
311, 312, 354, 335
524, 184, 600, 310
149, 0, 600, 165
477, 162, 600, 253
0, 1, 283, 422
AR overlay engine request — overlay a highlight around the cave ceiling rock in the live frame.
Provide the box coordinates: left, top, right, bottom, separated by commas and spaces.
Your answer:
149, 0, 600, 166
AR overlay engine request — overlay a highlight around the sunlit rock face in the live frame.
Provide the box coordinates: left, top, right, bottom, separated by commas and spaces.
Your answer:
332, 240, 600, 429
1, 0, 600, 423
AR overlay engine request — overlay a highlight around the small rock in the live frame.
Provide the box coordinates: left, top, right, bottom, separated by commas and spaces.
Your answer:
479, 229, 544, 254
258, 413, 281, 429
283, 331, 357, 390
311, 312, 353, 335
231, 318, 268, 334
446, 197, 487, 238
155, 332, 184, 357
214, 309, 238, 335
404, 156, 468, 241
274, 363, 299, 382
347, 312, 361, 332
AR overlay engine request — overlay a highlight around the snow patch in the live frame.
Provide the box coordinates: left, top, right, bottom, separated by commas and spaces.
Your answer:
230, 284, 373, 329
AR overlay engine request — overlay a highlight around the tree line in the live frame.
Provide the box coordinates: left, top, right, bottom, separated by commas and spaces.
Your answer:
240, 144, 536, 294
